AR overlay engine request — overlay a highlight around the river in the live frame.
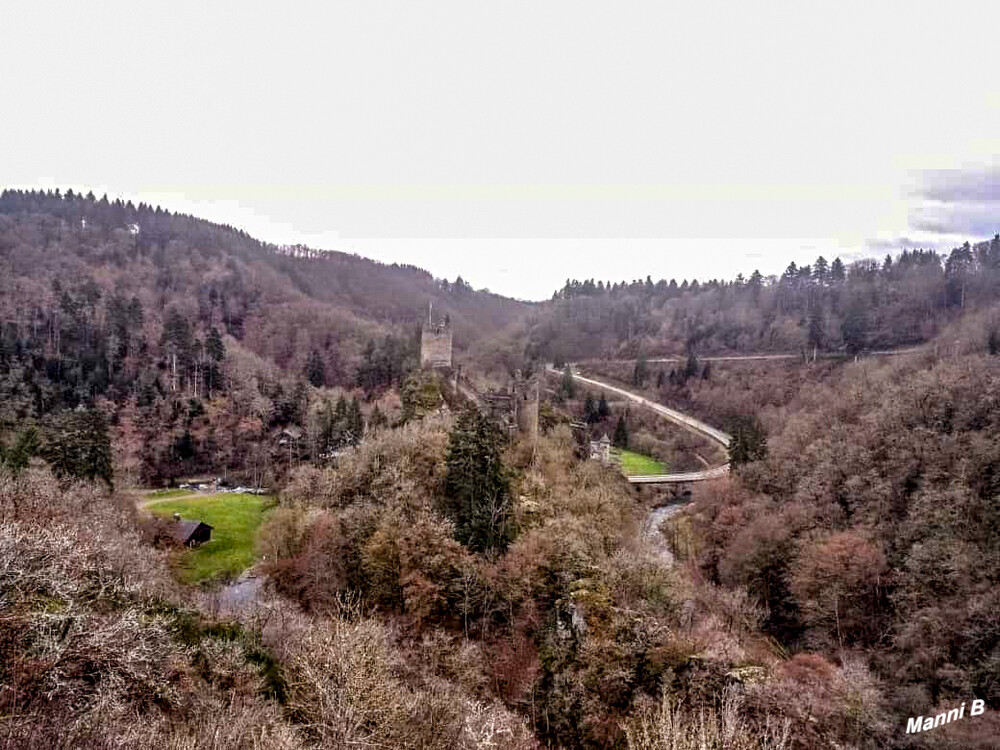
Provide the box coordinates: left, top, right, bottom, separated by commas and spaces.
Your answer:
641, 502, 686, 566
217, 571, 264, 614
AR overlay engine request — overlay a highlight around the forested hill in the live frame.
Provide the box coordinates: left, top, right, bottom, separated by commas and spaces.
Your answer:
0, 188, 529, 387
516, 238, 1000, 364
0, 188, 529, 483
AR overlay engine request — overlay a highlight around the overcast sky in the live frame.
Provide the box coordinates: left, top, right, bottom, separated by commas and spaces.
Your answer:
2, 1, 998, 300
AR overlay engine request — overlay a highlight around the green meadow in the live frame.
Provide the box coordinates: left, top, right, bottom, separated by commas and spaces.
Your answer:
147, 493, 273, 585
614, 448, 667, 476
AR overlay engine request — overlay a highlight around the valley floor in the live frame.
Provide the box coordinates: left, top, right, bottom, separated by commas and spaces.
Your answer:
143, 491, 273, 584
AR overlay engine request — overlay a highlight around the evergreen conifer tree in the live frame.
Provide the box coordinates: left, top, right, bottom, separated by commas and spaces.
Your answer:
42, 408, 113, 486
613, 411, 629, 449
206, 326, 225, 362
633, 354, 648, 387
728, 415, 768, 467
830, 257, 846, 283
443, 408, 512, 555
306, 349, 326, 387
369, 404, 387, 430
0, 427, 40, 473
561, 364, 576, 398
683, 352, 700, 381
319, 399, 337, 452
597, 392, 610, 421
348, 398, 364, 444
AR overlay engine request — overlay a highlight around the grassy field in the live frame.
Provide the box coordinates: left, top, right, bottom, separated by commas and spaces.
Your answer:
614, 448, 667, 476
147, 493, 273, 585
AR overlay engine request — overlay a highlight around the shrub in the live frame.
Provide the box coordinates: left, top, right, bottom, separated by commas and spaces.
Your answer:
283, 614, 535, 749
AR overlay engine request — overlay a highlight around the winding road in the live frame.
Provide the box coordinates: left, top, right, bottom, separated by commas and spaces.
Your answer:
546, 365, 732, 484
577, 346, 925, 367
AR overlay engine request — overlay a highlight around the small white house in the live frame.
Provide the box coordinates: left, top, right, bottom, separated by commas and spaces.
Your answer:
589, 434, 612, 463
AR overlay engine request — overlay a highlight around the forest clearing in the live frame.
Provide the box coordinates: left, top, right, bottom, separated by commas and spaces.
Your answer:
146, 492, 273, 584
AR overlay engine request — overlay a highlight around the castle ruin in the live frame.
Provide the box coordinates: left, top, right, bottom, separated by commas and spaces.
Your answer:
420, 305, 453, 369
480, 370, 539, 444
422, 302, 537, 446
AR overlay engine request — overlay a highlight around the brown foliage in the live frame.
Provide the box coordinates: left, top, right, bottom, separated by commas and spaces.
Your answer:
283, 415, 450, 509
749, 654, 890, 748
790, 530, 887, 648
662, 345, 1000, 743
0, 466, 308, 748
282, 613, 536, 749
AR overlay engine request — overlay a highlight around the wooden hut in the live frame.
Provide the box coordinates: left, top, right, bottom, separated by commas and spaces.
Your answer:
169, 516, 213, 547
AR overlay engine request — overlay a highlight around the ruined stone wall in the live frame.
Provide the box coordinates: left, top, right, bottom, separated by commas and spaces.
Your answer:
420, 325, 453, 368
514, 378, 539, 444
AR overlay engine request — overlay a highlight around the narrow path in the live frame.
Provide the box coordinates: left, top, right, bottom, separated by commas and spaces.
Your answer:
135, 491, 201, 511
548, 365, 731, 484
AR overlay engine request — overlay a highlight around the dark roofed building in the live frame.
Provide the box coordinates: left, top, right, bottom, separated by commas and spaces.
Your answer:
169, 517, 213, 547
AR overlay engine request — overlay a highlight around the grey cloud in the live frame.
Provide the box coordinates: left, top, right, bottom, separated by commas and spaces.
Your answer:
907, 166, 1000, 237
909, 202, 999, 237
918, 167, 1000, 203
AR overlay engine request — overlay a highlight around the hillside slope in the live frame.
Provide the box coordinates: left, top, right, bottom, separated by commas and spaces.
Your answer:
0, 188, 529, 484
0, 188, 529, 375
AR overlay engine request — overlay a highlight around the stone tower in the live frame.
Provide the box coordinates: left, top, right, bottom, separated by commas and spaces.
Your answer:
420, 304, 453, 368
